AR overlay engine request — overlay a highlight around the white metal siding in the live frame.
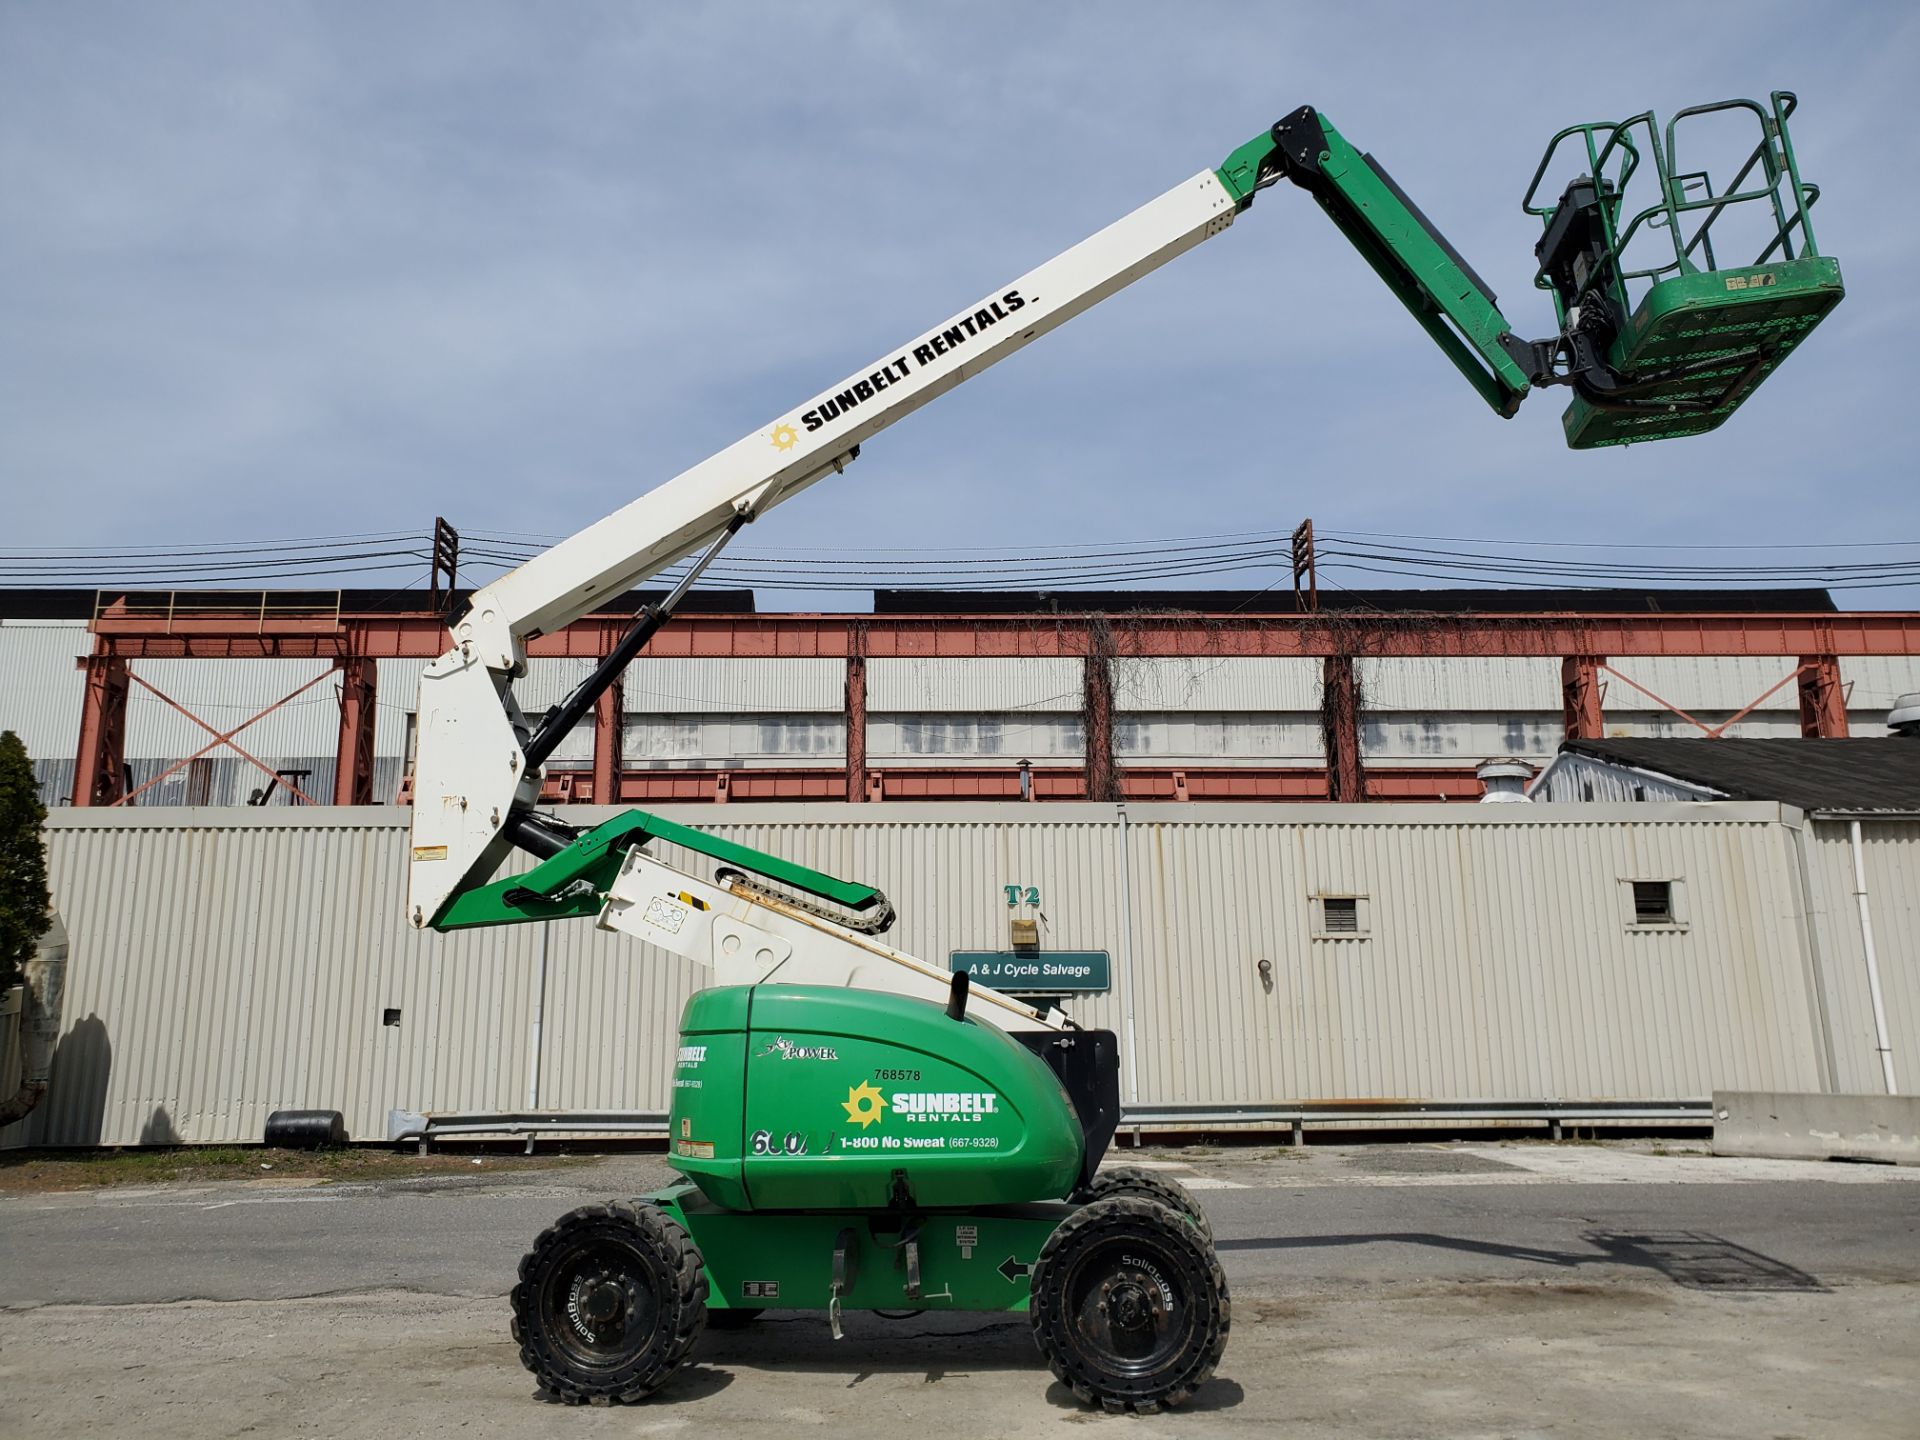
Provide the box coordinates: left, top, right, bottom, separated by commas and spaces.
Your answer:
1357, 657, 1562, 712
868, 715, 1083, 761
1362, 714, 1566, 762
1603, 713, 1805, 740
1840, 657, 1920, 712
1110, 657, 1320, 712
123, 659, 341, 757
1116, 715, 1322, 763
1804, 818, 1920, 1093
4, 801, 1871, 1148
1120, 811, 1821, 1106
0, 621, 91, 761
623, 658, 845, 715
868, 658, 1082, 713
379, 657, 428, 757
1527, 753, 1718, 805
1601, 656, 1804, 714
625, 715, 845, 764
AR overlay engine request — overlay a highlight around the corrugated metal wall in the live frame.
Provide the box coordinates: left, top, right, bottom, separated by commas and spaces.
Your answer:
0, 620, 92, 757
1803, 818, 1920, 1093
1530, 753, 1718, 804
5, 801, 1885, 1148
623, 658, 844, 714
1111, 657, 1321, 711
869, 658, 1082, 712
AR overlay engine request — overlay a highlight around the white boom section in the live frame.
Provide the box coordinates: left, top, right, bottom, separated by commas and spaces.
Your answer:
409, 168, 1242, 926
599, 850, 1067, 1034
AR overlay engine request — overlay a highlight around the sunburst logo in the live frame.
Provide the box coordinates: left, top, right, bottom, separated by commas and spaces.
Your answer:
769, 423, 799, 452
842, 1080, 887, 1129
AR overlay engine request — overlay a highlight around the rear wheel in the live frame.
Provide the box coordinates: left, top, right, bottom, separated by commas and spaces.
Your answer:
1030, 1195, 1229, 1414
1073, 1167, 1213, 1241
510, 1201, 708, 1404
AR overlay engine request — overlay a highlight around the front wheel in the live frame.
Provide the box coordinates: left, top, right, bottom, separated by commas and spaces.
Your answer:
1030, 1195, 1230, 1413
1072, 1166, 1213, 1242
510, 1201, 708, 1404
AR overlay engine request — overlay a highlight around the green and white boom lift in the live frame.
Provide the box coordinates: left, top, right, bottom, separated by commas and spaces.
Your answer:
403, 96, 1841, 1411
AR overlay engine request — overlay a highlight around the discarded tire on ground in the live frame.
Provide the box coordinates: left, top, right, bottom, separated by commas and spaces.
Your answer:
263, 1109, 347, 1149
1029, 1194, 1230, 1414
511, 1201, 709, 1404
1072, 1166, 1213, 1241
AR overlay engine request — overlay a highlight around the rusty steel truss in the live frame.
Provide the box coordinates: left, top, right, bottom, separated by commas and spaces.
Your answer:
70, 599, 1920, 808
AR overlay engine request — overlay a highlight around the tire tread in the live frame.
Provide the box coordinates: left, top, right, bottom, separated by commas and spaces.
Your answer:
509, 1199, 708, 1405
1029, 1194, 1229, 1414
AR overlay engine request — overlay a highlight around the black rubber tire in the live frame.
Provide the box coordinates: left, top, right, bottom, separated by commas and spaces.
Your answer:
263, 1109, 347, 1149
703, 1307, 764, 1330
1030, 1195, 1229, 1414
510, 1201, 708, 1405
1073, 1167, 1213, 1242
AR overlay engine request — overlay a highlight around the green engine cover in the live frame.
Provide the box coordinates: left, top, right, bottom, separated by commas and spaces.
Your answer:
667, 985, 1084, 1212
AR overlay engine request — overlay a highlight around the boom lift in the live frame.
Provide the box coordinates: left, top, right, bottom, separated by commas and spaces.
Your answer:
404, 98, 1840, 1411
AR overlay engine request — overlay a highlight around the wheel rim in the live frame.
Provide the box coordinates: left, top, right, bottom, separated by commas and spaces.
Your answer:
1060, 1234, 1197, 1379
537, 1234, 663, 1375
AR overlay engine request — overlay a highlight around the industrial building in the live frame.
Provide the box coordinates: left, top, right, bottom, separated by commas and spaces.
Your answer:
6, 798, 1910, 1149
5, 584, 1918, 1149
5, 584, 1917, 812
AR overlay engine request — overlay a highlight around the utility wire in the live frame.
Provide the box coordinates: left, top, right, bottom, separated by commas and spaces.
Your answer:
10, 523, 1920, 593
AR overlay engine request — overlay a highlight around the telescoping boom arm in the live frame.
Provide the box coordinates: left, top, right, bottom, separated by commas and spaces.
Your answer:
405, 109, 1575, 928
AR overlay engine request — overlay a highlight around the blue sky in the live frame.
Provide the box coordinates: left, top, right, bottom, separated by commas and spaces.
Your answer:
2, 3, 1915, 608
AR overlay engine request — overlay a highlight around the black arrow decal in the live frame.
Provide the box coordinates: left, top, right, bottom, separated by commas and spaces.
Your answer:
997, 1255, 1031, 1284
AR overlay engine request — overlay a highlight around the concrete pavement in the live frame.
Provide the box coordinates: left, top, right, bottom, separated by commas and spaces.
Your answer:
2, 1142, 1915, 1437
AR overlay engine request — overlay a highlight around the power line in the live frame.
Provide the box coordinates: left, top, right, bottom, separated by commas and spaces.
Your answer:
10, 521, 1920, 595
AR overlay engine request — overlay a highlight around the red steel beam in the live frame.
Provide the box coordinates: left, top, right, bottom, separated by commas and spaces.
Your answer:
1322, 655, 1364, 803
536, 765, 1485, 804
1561, 655, 1604, 741
333, 658, 378, 805
845, 645, 868, 803
1797, 654, 1850, 738
1083, 652, 1117, 803
71, 655, 130, 807
86, 610, 1920, 661
592, 679, 624, 808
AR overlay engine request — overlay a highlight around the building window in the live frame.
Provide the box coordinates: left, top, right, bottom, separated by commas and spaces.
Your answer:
1632, 881, 1673, 924
1624, 878, 1685, 929
1312, 894, 1369, 939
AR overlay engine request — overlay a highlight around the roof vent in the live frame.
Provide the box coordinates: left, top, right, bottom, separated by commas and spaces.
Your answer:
1892, 692, 1920, 737
1476, 758, 1535, 803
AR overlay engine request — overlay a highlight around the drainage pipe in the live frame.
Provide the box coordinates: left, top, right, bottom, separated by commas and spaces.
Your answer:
1848, 819, 1899, 1095
526, 922, 551, 1109
1115, 804, 1140, 1106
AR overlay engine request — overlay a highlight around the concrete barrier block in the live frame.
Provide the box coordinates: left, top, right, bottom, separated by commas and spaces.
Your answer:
1713, 1090, 1919, 1166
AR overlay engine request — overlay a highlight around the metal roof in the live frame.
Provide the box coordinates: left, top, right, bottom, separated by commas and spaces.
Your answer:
0, 586, 755, 621
873, 587, 1841, 615
1560, 737, 1920, 814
